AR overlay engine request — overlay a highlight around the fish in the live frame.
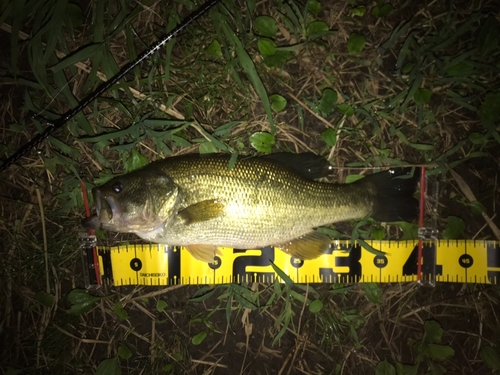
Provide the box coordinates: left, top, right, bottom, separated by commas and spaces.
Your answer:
82, 153, 420, 262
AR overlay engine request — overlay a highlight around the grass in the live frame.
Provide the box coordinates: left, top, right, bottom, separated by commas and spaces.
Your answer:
1, 0, 500, 374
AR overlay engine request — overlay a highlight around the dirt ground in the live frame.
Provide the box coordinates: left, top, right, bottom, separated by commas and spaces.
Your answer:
1, 0, 500, 374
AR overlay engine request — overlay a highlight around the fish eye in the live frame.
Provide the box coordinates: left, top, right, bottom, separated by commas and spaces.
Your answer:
112, 182, 122, 193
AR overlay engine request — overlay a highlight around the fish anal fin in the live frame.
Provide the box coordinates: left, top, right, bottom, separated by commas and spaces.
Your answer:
178, 199, 225, 225
185, 244, 220, 263
275, 231, 331, 260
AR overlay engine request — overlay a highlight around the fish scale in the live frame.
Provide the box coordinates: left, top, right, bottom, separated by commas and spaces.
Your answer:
144, 155, 373, 248
85, 153, 419, 261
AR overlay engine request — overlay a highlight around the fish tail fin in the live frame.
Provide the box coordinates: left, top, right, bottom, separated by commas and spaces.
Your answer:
361, 167, 420, 222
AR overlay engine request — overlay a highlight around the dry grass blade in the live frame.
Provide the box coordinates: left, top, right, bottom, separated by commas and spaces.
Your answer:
1, 0, 500, 374
448, 166, 500, 240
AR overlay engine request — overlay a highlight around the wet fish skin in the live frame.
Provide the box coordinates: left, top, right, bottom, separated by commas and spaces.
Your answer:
84, 153, 419, 261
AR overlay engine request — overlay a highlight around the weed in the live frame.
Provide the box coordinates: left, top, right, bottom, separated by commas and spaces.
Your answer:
1, 0, 500, 374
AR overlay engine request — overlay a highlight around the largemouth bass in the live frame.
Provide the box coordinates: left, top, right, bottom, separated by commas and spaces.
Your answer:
83, 153, 419, 262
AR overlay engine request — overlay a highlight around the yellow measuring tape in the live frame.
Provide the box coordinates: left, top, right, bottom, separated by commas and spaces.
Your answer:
85, 240, 500, 286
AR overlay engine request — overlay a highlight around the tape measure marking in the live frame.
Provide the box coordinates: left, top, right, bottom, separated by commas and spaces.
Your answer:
92, 240, 500, 286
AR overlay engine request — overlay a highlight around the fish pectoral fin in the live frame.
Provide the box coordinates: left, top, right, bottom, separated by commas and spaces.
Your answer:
185, 244, 220, 263
275, 231, 331, 260
178, 199, 225, 225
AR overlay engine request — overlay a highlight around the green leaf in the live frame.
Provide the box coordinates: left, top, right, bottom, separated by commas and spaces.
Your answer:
205, 39, 222, 58
270, 261, 295, 287
66, 289, 102, 315
408, 143, 434, 151
348, 33, 366, 55
221, 23, 274, 133
250, 132, 275, 153
429, 362, 447, 375
442, 216, 465, 240
190, 124, 228, 151
228, 152, 238, 171
330, 284, 355, 294
319, 89, 338, 116
95, 230, 107, 240
469, 132, 489, 145
96, 357, 121, 375
263, 50, 291, 68
126, 148, 148, 172
199, 141, 219, 154
156, 299, 168, 312
269, 94, 287, 112
309, 299, 323, 313
375, 360, 396, 375
446, 62, 474, 76
66, 2, 83, 28
306, 21, 329, 38
35, 290, 55, 307
363, 283, 382, 304
337, 103, 354, 116
318, 226, 350, 239
308, 0, 321, 15
48, 137, 80, 159
395, 221, 419, 240
94, 170, 116, 186
254, 16, 278, 37
402, 364, 418, 375
350, 6, 366, 17
371, 225, 385, 240
114, 301, 129, 320
467, 200, 487, 215
190, 286, 216, 302
372, 3, 393, 17
212, 120, 241, 137
414, 88, 432, 104
424, 320, 444, 344
43, 0, 68, 63
51, 44, 103, 72
5, 366, 25, 375
192, 331, 207, 345
478, 92, 500, 125
345, 175, 364, 183
163, 364, 174, 372
478, 15, 499, 57
480, 346, 500, 370
401, 62, 414, 74
258, 39, 277, 56
426, 344, 455, 360
234, 294, 258, 310
171, 353, 183, 361
321, 128, 337, 147
118, 344, 132, 359
142, 119, 189, 128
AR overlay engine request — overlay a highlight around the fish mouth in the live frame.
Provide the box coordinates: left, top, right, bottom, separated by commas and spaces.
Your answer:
93, 188, 122, 223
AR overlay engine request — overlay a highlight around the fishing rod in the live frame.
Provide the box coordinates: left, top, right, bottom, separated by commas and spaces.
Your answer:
0, 0, 221, 173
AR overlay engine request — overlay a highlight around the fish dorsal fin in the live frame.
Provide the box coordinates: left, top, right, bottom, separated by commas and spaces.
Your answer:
185, 244, 221, 263
178, 199, 225, 225
275, 231, 331, 260
262, 153, 332, 180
